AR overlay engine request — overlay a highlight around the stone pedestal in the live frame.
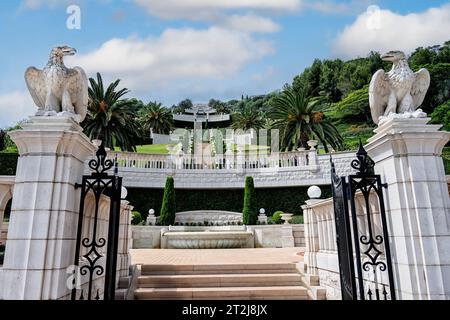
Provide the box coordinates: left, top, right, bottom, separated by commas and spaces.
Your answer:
281, 225, 295, 247
257, 214, 267, 224
365, 117, 450, 300
0, 116, 96, 300
146, 214, 157, 226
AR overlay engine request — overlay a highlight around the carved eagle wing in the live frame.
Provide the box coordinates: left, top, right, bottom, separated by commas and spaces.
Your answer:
25, 67, 46, 109
66, 66, 88, 122
411, 68, 430, 110
369, 69, 390, 125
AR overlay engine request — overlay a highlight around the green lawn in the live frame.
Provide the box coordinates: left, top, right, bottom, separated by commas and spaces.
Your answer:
115, 144, 173, 154
136, 144, 173, 154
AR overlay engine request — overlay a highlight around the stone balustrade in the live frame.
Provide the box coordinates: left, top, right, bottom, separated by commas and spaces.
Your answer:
106, 150, 356, 189
173, 113, 230, 122
112, 150, 314, 170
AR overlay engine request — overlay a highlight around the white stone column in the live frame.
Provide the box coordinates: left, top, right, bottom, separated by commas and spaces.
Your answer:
302, 200, 321, 275
365, 117, 450, 300
118, 201, 133, 278
0, 116, 96, 300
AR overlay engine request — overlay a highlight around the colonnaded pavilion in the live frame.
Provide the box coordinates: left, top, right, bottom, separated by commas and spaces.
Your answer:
0, 44, 449, 301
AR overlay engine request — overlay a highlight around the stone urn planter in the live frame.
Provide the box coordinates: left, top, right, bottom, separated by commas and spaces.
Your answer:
280, 213, 293, 224
307, 140, 318, 150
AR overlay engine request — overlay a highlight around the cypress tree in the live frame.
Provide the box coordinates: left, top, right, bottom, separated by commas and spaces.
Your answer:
242, 176, 257, 225
159, 176, 176, 226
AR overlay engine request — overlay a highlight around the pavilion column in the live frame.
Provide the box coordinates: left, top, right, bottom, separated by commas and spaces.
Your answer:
365, 117, 450, 300
0, 116, 96, 300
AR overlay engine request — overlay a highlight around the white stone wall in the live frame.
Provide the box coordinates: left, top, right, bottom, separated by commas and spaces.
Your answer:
175, 210, 242, 224
131, 224, 304, 249
293, 224, 305, 247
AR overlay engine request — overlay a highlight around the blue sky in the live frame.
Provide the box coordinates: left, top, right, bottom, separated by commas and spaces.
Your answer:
0, 0, 449, 127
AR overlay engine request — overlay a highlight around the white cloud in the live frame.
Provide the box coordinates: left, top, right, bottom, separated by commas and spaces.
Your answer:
221, 14, 280, 34
134, 0, 301, 20
333, 4, 450, 58
68, 27, 274, 92
304, 0, 372, 15
0, 91, 35, 128
19, 0, 76, 10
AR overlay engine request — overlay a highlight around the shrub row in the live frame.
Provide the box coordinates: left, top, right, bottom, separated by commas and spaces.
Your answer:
127, 185, 331, 221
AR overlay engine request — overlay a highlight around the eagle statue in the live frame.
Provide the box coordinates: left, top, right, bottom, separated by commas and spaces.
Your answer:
369, 51, 430, 125
25, 45, 88, 123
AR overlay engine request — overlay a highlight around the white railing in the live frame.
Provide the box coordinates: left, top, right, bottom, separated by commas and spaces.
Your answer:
110, 150, 318, 171
173, 113, 231, 122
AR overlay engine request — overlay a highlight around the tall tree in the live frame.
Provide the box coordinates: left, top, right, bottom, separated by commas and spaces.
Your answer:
138, 102, 174, 135
320, 59, 343, 102
159, 176, 176, 226
231, 107, 265, 131
293, 59, 322, 97
242, 176, 257, 225
173, 99, 193, 114
269, 88, 343, 152
82, 73, 141, 151
0, 130, 6, 152
209, 99, 229, 114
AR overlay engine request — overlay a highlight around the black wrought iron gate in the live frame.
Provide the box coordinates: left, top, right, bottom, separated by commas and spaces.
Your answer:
70, 144, 122, 300
331, 142, 396, 300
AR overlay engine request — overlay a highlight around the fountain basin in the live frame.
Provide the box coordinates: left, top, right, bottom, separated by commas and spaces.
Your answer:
161, 227, 254, 249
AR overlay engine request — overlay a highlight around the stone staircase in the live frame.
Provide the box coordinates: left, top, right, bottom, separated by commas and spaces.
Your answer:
133, 262, 325, 300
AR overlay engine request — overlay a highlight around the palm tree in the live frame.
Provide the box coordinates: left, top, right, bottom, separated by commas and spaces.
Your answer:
82, 73, 141, 152
138, 102, 174, 135
231, 107, 265, 131
269, 88, 343, 152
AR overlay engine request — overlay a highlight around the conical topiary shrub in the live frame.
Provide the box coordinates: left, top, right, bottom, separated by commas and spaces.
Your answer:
242, 176, 257, 225
159, 176, 176, 226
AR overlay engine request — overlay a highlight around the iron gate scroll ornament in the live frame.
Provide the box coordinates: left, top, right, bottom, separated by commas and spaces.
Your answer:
71, 143, 123, 300
331, 141, 396, 300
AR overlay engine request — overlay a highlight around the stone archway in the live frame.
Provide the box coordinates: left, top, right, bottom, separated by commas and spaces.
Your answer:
0, 176, 15, 247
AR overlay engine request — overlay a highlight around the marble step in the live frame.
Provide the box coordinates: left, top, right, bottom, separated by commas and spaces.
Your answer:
141, 263, 298, 275
134, 286, 308, 300
138, 273, 303, 288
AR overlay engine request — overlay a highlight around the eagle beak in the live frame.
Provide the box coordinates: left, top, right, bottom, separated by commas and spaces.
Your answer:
381, 53, 393, 61
62, 47, 77, 56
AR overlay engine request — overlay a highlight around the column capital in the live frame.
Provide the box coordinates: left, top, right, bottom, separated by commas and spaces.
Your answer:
365, 117, 450, 163
8, 116, 96, 161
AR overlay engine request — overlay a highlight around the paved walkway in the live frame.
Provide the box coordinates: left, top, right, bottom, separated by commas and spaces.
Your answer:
130, 248, 304, 265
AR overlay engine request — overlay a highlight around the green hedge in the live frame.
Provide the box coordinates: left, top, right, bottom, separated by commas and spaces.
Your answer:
0, 153, 18, 175
242, 177, 257, 225
159, 176, 176, 226
127, 185, 332, 221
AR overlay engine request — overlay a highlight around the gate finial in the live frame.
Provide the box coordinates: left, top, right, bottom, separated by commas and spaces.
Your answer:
351, 140, 375, 175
